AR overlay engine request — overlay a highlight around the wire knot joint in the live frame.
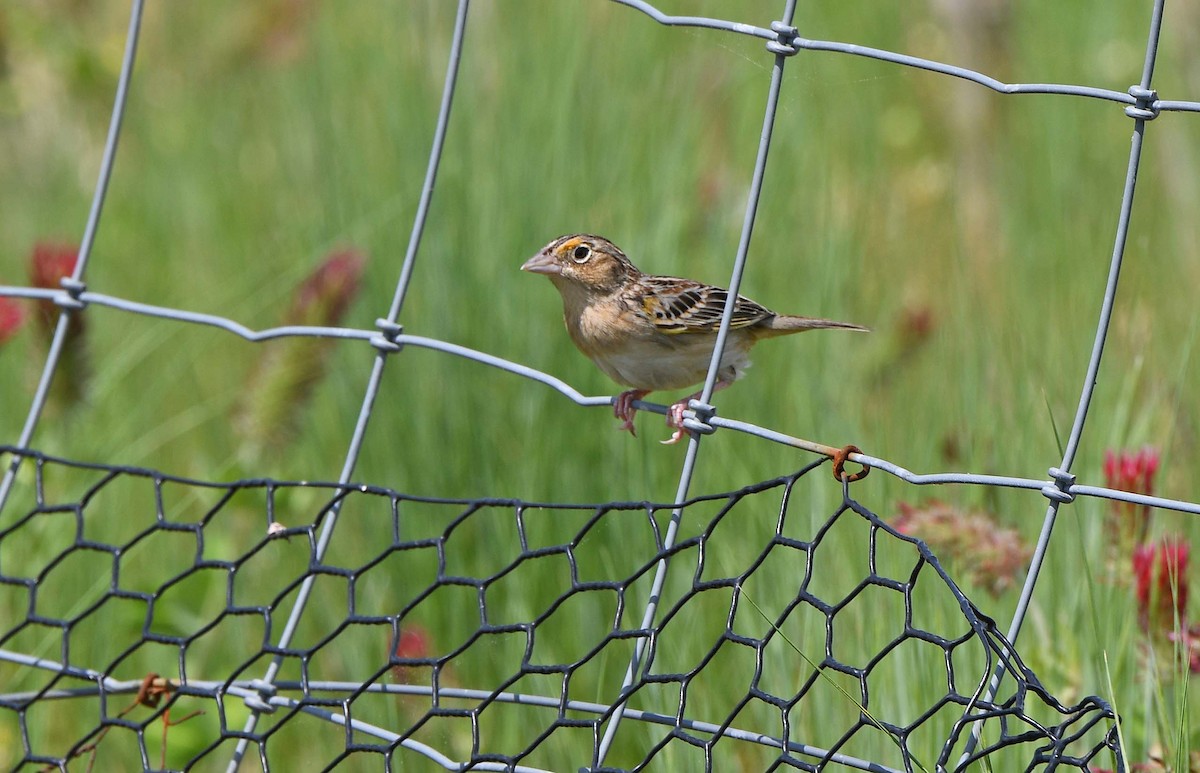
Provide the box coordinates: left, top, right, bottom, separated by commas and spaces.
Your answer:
56, 277, 87, 311
371, 318, 403, 353
766, 21, 799, 57
243, 678, 278, 714
1125, 85, 1159, 121
1041, 467, 1076, 504
682, 400, 716, 436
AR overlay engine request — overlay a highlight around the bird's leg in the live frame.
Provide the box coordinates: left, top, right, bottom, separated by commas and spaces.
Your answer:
661, 380, 732, 445
614, 389, 650, 436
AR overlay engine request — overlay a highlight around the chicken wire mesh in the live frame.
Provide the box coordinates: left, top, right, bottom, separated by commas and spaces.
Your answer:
0, 447, 1119, 771
4, 0, 1199, 769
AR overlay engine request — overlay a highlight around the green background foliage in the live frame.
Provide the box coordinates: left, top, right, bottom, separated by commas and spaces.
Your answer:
1, 0, 1197, 768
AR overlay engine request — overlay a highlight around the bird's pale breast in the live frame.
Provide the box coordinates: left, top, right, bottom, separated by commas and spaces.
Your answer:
588, 329, 756, 391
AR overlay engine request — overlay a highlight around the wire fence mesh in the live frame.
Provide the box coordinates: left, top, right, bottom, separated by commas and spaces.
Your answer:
0, 447, 1121, 771
3, 0, 1198, 769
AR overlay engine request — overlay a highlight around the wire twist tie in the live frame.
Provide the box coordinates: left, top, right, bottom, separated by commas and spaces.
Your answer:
1041, 467, 1076, 504
682, 400, 716, 435
243, 678, 278, 713
1125, 85, 1159, 121
371, 319, 403, 353
832, 445, 870, 483
56, 277, 87, 311
766, 21, 799, 57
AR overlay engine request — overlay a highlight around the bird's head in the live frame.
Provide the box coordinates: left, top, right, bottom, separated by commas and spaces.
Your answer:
521, 234, 637, 296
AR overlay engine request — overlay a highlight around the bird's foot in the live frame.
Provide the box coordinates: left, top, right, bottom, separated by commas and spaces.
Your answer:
661, 382, 731, 445
660, 399, 692, 445
614, 389, 650, 436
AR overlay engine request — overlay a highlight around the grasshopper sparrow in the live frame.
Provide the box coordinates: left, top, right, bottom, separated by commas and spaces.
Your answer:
522, 234, 868, 444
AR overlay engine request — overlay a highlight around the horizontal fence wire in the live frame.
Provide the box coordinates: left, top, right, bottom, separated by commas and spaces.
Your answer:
2, 0, 1193, 769
5, 284, 1200, 515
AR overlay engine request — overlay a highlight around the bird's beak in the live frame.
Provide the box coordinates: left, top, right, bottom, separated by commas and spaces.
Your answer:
520, 250, 561, 275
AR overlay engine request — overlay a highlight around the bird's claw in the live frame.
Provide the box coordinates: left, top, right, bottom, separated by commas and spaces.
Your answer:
660, 428, 686, 445
660, 400, 690, 445
614, 391, 701, 444
614, 389, 649, 437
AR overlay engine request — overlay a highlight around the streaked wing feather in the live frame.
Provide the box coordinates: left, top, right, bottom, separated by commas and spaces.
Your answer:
634, 276, 772, 334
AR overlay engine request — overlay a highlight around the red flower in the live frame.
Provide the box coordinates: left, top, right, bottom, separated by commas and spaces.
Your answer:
0, 295, 25, 345
898, 304, 935, 344
233, 248, 367, 457
29, 241, 79, 287
390, 625, 432, 683
1104, 446, 1160, 497
1103, 446, 1160, 548
1133, 537, 1189, 634
29, 242, 81, 335
286, 249, 365, 328
28, 241, 89, 412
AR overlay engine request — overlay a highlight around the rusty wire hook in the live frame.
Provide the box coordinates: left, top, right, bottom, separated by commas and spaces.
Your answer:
832, 444, 870, 483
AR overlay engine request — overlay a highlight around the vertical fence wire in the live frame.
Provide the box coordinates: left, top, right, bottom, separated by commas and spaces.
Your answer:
0, 0, 144, 523
222, 1, 472, 769
594, 0, 799, 765
955, 0, 1167, 763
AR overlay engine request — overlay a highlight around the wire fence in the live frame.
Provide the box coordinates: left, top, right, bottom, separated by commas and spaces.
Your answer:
2, 0, 1195, 769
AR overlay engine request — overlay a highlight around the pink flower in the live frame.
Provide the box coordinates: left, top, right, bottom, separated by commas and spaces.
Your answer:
1133, 537, 1189, 634
1167, 624, 1200, 674
892, 501, 1032, 596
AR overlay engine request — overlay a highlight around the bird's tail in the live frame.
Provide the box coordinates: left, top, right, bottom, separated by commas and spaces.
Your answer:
759, 314, 870, 337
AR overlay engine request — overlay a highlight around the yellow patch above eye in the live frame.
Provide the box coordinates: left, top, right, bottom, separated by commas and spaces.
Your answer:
559, 237, 583, 253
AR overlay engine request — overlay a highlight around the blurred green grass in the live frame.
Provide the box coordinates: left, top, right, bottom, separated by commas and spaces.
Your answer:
1, 0, 1198, 769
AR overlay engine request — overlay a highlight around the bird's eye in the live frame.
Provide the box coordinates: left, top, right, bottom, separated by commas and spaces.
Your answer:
571, 245, 591, 263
